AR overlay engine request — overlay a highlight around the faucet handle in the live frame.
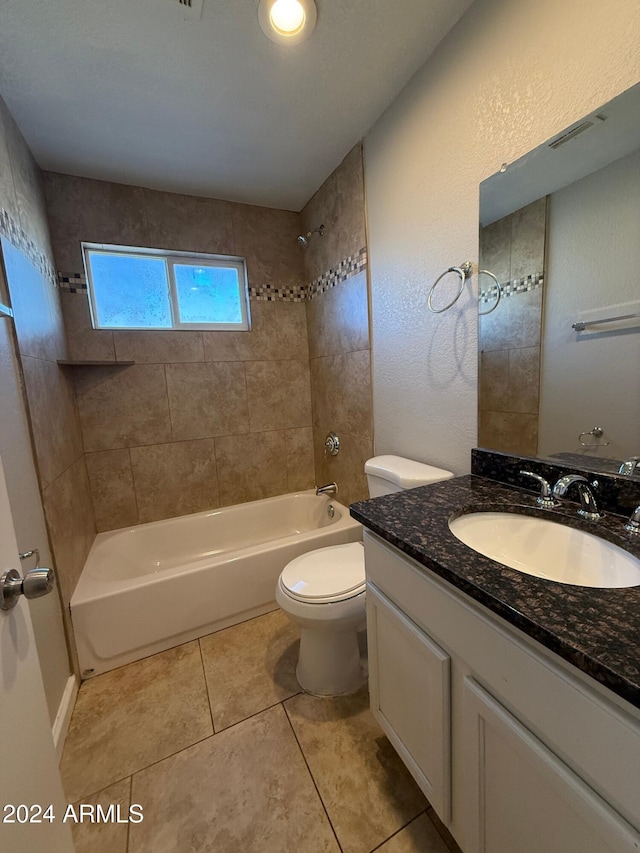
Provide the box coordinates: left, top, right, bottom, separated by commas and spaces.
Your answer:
519, 470, 559, 508
624, 506, 640, 535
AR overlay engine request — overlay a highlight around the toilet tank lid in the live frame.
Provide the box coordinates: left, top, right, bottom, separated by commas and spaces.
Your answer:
365, 455, 454, 488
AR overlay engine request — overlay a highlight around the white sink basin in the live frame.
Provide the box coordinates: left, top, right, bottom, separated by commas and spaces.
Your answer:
448, 512, 640, 588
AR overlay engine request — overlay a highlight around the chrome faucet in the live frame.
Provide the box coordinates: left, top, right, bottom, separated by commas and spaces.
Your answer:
625, 506, 640, 535
552, 475, 604, 521
315, 482, 338, 497
618, 457, 640, 475
519, 471, 559, 508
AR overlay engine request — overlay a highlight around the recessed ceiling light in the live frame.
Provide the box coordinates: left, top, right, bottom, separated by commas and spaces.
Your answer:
258, 0, 317, 45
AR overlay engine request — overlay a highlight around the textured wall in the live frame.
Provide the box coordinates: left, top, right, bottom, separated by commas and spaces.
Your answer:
0, 94, 81, 715
44, 173, 315, 530
364, 0, 640, 475
302, 144, 373, 507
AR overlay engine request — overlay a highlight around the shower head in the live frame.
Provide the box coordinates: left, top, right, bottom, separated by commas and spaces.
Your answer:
297, 224, 325, 247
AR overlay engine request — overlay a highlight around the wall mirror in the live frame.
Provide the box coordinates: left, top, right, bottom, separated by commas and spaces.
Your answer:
478, 82, 640, 478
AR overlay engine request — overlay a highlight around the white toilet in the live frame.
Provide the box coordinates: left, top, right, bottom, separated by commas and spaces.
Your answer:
276, 455, 454, 696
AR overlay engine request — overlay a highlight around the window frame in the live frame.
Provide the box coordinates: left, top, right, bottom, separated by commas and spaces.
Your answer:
82, 242, 251, 332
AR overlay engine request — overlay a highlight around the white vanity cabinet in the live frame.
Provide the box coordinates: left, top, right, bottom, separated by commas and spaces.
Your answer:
364, 531, 640, 853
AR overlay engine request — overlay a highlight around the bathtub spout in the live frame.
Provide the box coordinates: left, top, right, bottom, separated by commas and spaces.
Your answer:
316, 482, 338, 497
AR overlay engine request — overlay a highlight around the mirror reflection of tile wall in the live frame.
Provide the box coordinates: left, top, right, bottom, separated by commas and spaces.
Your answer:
478, 197, 546, 456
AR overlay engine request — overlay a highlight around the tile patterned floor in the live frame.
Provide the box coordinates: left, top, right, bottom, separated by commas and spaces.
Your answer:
61, 609, 461, 853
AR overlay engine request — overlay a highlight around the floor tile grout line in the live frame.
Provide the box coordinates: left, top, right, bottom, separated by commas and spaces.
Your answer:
213, 690, 303, 736
95, 693, 306, 801
282, 700, 344, 853
197, 638, 217, 735
126, 775, 133, 853
367, 809, 429, 853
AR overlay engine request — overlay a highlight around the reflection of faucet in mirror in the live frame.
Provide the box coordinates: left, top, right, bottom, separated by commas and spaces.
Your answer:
619, 457, 640, 476
477, 81, 640, 474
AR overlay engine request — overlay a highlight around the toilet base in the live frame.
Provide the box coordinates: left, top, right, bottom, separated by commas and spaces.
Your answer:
296, 623, 367, 697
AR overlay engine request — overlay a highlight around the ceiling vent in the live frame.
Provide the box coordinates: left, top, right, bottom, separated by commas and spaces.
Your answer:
173, 0, 204, 19
548, 114, 606, 149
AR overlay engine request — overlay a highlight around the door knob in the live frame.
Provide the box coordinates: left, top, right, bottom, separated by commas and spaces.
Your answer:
1, 566, 55, 611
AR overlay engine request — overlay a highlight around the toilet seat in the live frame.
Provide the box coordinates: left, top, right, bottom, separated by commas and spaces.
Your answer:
280, 542, 365, 603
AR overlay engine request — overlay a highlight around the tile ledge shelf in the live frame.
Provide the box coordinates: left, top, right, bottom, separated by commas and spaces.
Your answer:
57, 360, 135, 367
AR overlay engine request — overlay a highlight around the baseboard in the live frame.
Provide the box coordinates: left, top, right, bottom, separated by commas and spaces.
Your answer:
52, 674, 78, 762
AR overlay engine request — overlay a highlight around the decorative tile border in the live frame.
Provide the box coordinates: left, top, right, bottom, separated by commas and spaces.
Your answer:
58, 271, 87, 293
249, 283, 306, 302
0, 207, 56, 286
58, 247, 369, 304
479, 271, 544, 304
307, 247, 367, 301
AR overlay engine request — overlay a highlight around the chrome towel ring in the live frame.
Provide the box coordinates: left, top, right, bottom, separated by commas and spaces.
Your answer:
478, 269, 502, 316
427, 262, 473, 313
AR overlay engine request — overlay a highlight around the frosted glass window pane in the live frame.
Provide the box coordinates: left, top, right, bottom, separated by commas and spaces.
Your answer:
174, 264, 243, 325
88, 253, 171, 328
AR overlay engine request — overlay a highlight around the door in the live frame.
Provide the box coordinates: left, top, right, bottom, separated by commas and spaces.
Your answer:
462, 676, 640, 853
0, 454, 74, 852
367, 582, 451, 822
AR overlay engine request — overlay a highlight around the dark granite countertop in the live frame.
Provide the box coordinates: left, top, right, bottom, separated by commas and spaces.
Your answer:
350, 475, 640, 710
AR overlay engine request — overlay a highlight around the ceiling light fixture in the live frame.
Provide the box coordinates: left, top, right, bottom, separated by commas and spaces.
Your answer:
258, 0, 317, 45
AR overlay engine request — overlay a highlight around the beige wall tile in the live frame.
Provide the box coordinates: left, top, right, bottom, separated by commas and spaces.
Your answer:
130, 439, 219, 523
113, 329, 204, 363
313, 428, 371, 507
200, 609, 300, 731
478, 349, 509, 412
71, 778, 131, 853
2, 105, 54, 258
479, 288, 542, 352
85, 449, 138, 532
43, 172, 148, 271
274, 300, 309, 360
511, 196, 547, 280
311, 354, 348, 433
129, 705, 339, 853
215, 431, 287, 505
285, 427, 316, 491
43, 457, 96, 606
202, 301, 280, 362
245, 359, 312, 431
166, 361, 249, 440
508, 346, 540, 414
307, 271, 369, 358
22, 355, 84, 487
231, 203, 304, 290
301, 143, 365, 283
60, 641, 213, 802
345, 350, 372, 440
61, 291, 116, 362
143, 188, 234, 254
478, 410, 538, 456
285, 688, 426, 853
0, 98, 19, 219
479, 215, 511, 285
75, 364, 172, 451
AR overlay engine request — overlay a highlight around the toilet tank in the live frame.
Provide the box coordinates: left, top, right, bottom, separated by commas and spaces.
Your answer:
364, 455, 454, 498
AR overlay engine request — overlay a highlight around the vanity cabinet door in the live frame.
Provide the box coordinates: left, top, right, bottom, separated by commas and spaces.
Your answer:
462, 677, 640, 853
367, 582, 451, 822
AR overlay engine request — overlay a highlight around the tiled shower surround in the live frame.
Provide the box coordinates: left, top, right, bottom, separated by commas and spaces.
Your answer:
478, 197, 546, 457
43, 141, 373, 533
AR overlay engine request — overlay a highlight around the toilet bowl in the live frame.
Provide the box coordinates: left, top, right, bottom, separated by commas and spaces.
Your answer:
276, 542, 366, 696
277, 455, 454, 697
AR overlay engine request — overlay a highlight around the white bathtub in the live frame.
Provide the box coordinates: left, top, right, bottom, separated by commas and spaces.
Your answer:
71, 490, 362, 677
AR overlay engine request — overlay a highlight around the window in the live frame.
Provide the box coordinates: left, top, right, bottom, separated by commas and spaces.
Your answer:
82, 243, 250, 331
